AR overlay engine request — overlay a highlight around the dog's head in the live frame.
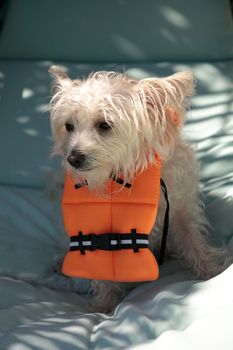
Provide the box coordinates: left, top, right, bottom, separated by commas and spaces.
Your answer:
49, 67, 195, 190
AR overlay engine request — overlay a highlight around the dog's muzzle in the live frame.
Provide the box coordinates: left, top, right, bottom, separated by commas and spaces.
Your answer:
67, 150, 87, 169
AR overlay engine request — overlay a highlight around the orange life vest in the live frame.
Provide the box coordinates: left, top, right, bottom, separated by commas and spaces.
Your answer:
61, 158, 162, 282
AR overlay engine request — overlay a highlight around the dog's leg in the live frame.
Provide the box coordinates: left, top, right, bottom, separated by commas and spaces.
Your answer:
167, 206, 231, 279
154, 139, 232, 279
89, 280, 132, 314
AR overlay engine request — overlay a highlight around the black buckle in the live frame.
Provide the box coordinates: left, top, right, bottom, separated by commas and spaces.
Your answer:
89, 234, 110, 251
89, 233, 122, 251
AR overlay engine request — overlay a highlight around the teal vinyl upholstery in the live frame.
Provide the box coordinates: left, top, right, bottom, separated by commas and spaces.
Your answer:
0, 0, 232, 62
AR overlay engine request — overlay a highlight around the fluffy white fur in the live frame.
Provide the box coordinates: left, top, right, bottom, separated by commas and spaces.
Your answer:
49, 66, 231, 313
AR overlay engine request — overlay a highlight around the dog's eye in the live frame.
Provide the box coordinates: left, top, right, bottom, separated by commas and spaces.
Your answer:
65, 122, 75, 133
97, 121, 112, 131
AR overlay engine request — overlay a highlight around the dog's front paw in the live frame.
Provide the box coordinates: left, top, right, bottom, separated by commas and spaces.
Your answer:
88, 298, 119, 314
89, 280, 128, 314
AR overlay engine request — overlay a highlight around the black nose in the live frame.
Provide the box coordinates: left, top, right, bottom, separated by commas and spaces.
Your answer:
67, 150, 87, 169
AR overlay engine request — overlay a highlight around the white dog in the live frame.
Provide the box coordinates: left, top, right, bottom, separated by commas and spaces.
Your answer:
48, 66, 230, 313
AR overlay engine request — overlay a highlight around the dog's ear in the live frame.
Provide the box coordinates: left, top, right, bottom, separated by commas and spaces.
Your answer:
134, 71, 195, 159
136, 71, 195, 128
137, 71, 195, 110
48, 65, 72, 94
162, 71, 196, 102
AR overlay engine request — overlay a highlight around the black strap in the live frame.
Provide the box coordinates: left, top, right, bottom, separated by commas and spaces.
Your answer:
77, 231, 86, 255
75, 176, 131, 189
131, 229, 139, 253
74, 180, 88, 189
158, 179, 170, 265
70, 231, 149, 254
111, 176, 132, 188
